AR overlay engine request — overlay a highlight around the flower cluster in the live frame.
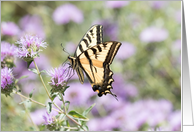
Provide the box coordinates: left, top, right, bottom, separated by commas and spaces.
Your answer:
139, 26, 169, 43
16, 34, 47, 61
42, 112, 57, 131
1, 41, 18, 68
87, 99, 181, 131
1, 21, 20, 36
106, 1, 129, 8
52, 3, 83, 25
47, 66, 69, 94
1, 67, 15, 96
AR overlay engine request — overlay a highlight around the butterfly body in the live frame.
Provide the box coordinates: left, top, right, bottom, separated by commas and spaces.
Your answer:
67, 25, 121, 98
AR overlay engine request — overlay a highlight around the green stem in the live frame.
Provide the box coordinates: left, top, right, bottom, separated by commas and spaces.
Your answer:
33, 60, 86, 131
60, 93, 86, 131
13, 90, 62, 114
15, 85, 39, 131
33, 60, 64, 112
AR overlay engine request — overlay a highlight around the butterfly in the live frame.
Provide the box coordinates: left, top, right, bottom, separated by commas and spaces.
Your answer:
67, 25, 121, 99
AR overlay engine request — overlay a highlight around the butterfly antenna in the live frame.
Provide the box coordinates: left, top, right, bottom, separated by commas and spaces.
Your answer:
61, 43, 70, 56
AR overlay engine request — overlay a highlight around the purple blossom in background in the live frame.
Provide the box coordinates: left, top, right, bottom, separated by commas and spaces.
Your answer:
175, 10, 181, 24
1, 67, 14, 89
87, 118, 102, 131
89, 98, 179, 131
172, 39, 181, 51
106, 1, 129, 8
13, 59, 37, 82
168, 110, 181, 131
150, 1, 168, 9
65, 42, 77, 54
139, 26, 169, 43
47, 66, 68, 89
30, 54, 51, 71
1, 41, 17, 62
123, 83, 138, 97
1, 21, 20, 36
19, 15, 45, 39
53, 4, 83, 25
116, 42, 136, 60
16, 34, 47, 58
64, 82, 95, 105
30, 109, 46, 125
95, 93, 126, 112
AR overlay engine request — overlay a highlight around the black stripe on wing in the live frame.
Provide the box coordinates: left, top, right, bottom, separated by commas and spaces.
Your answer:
75, 25, 103, 57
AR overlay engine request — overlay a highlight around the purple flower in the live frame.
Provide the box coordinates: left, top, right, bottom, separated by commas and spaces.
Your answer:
106, 1, 129, 8
1, 67, 14, 89
43, 112, 55, 125
1, 67, 15, 96
1, 41, 18, 64
30, 109, 58, 125
47, 66, 68, 92
150, 1, 168, 9
16, 34, 47, 59
53, 4, 83, 25
140, 26, 169, 43
116, 42, 136, 60
19, 15, 45, 39
1, 21, 20, 36
168, 110, 181, 131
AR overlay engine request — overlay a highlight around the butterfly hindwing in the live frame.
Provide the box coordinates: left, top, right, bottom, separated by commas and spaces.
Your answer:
67, 25, 121, 98
77, 41, 121, 97
74, 25, 103, 57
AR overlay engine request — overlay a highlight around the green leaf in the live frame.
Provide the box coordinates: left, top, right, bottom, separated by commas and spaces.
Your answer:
46, 102, 52, 114
15, 75, 28, 84
82, 103, 96, 116
28, 68, 38, 74
59, 114, 66, 121
40, 70, 47, 74
66, 120, 70, 127
62, 86, 70, 95
57, 94, 63, 101
29, 89, 34, 98
68, 110, 89, 121
19, 99, 31, 109
50, 93, 58, 101
64, 101, 70, 112
82, 125, 89, 131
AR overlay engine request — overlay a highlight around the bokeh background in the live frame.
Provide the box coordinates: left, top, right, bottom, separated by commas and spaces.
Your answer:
1, 1, 181, 131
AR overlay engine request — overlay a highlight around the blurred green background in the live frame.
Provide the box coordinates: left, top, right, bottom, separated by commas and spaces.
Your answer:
1, 1, 181, 131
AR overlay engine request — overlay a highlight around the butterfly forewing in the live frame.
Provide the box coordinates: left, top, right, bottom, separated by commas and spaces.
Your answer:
67, 25, 121, 98
74, 25, 103, 57
77, 41, 121, 96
